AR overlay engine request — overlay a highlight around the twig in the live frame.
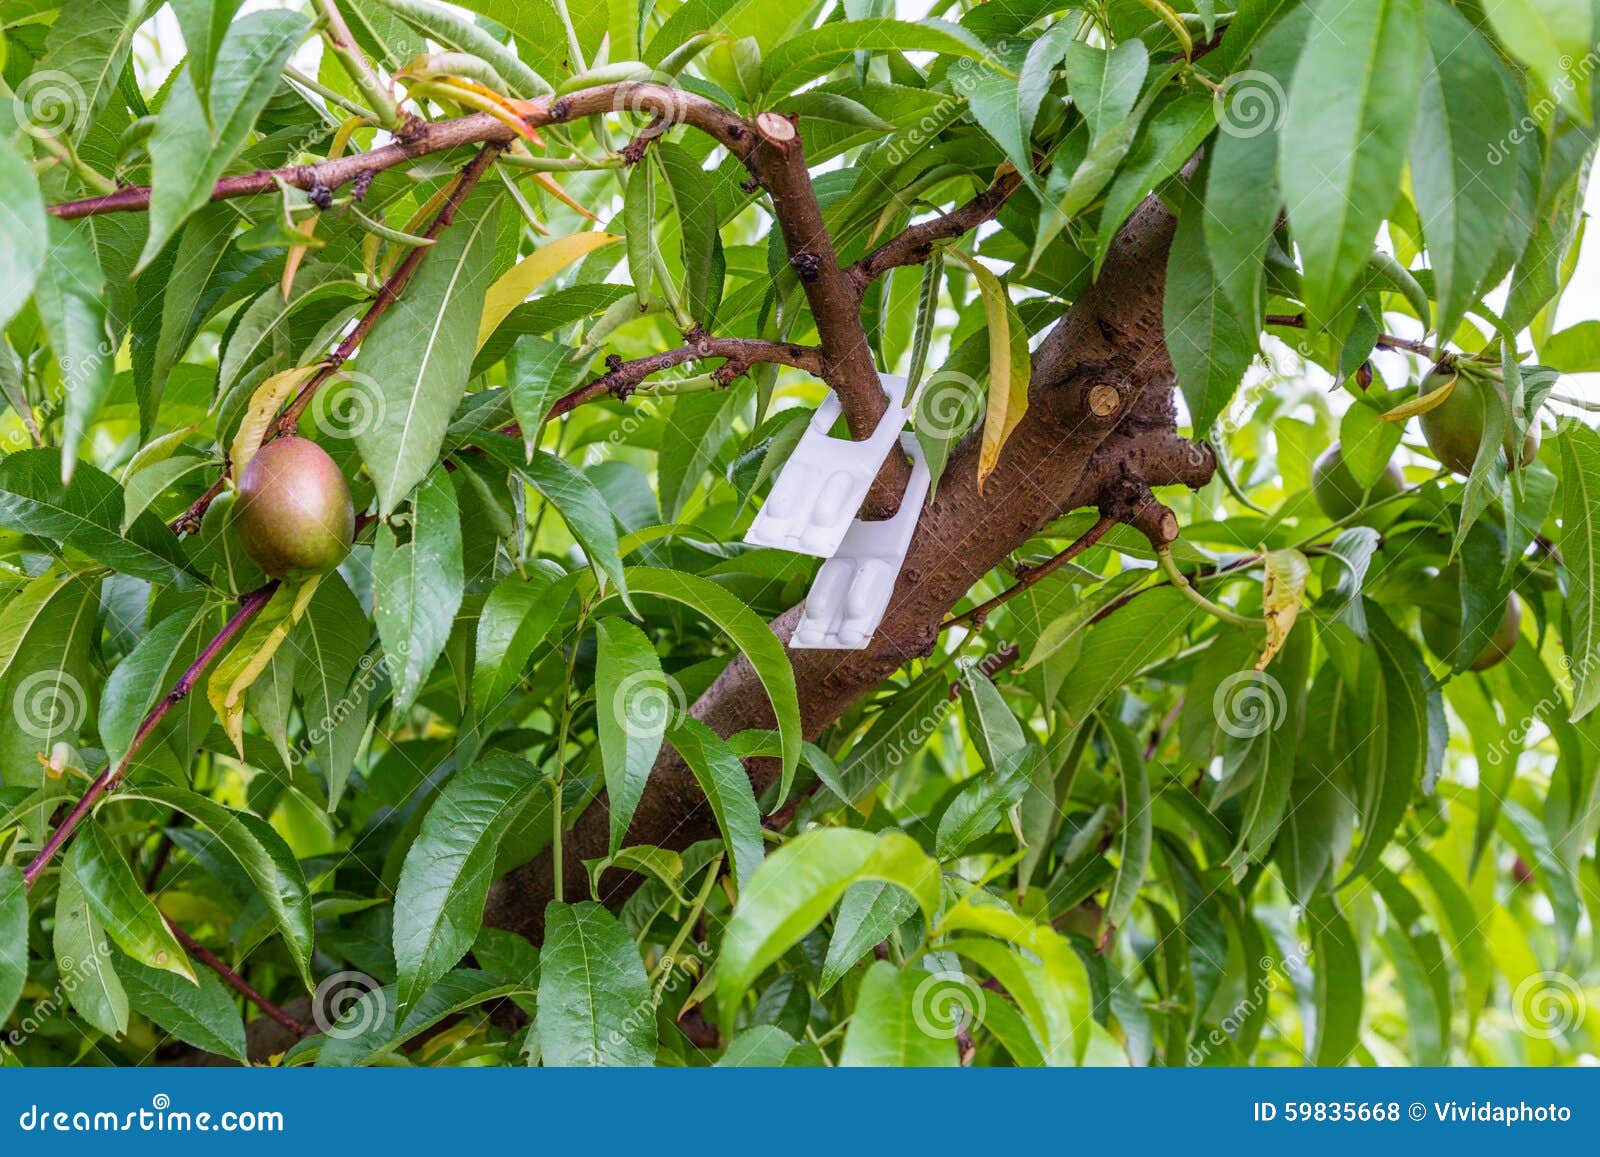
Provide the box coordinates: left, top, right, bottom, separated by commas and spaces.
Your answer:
312, 0, 398, 128
166, 919, 312, 1038
849, 169, 1023, 292
22, 583, 279, 890
1264, 313, 1441, 360
545, 337, 824, 419
941, 516, 1115, 630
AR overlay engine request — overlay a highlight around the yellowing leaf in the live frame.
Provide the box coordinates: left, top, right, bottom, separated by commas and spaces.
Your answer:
476, 232, 620, 350
207, 577, 322, 755
1379, 371, 1456, 422
229, 364, 322, 477
948, 249, 1030, 490
1258, 548, 1310, 670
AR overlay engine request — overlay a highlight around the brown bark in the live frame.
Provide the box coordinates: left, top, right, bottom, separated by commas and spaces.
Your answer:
485, 192, 1214, 942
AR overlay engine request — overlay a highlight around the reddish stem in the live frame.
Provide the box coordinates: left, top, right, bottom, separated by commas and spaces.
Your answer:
21, 582, 278, 890
166, 919, 312, 1039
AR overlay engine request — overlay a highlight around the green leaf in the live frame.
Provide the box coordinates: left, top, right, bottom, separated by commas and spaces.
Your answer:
665, 717, 764, 890
1064, 39, 1148, 141
355, 190, 503, 514
760, 19, 997, 97
594, 617, 671, 856
1204, 4, 1311, 315
207, 578, 320, 755
1063, 587, 1197, 725
623, 165, 657, 310
1557, 424, 1600, 720
537, 900, 656, 1066
0, 571, 100, 795
819, 881, 920, 993
0, 449, 196, 586
393, 754, 544, 1018
1166, 174, 1256, 437
306, 970, 515, 1064
1543, 321, 1600, 373
523, 449, 629, 601
1344, 608, 1427, 880
839, 962, 959, 1066
33, 220, 114, 478
116, 785, 315, 989
1482, 0, 1593, 119
53, 856, 129, 1038
0, 138, 46, 334
623, 566, 799, 783
717, 828, 941, 1030
1410, 3, 1519, 341
138, 9, 312, 269
1306, 893, 1363, 1064
171, 0, 247, 108
120, 955, 247, 1062
0, 865, 25, 1027
471, 563, 566, 717
654, 142, 722, 328
99, 601, 213, 769
374, 466, 465, 712
71, 821, 194, 983
294, 575, 371, 806
718, 1024, 823, 1066
1094, 91, 1216, 274
313, 970, 529, 1066
505, 334, 595, 451
33, 0, 158, 142
1279, 0, 1424, 319
1102, 716, 1152, 930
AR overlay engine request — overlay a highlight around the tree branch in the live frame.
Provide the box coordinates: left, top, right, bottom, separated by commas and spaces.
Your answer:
544, 336, 823, 419
22, 582, 279, 890
941, 515, 1115, 630
1264, 313, 1440, 359
48, 84, 756, 221
745, 113, 912, 516
848, 168, 1023, 292
487, 191, 1205, 942
166, 919, 312, 1038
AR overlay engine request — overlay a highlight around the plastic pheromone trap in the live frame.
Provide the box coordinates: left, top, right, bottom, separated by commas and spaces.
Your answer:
743, 374, 912, 559
790, 433, 931, 650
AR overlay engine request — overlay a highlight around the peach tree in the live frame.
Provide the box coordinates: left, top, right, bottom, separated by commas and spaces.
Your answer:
0, 0, 1597, 1066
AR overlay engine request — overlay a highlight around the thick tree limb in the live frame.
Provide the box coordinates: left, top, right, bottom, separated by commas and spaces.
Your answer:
746, 113, 912, 515
486, 192, 1211, 942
